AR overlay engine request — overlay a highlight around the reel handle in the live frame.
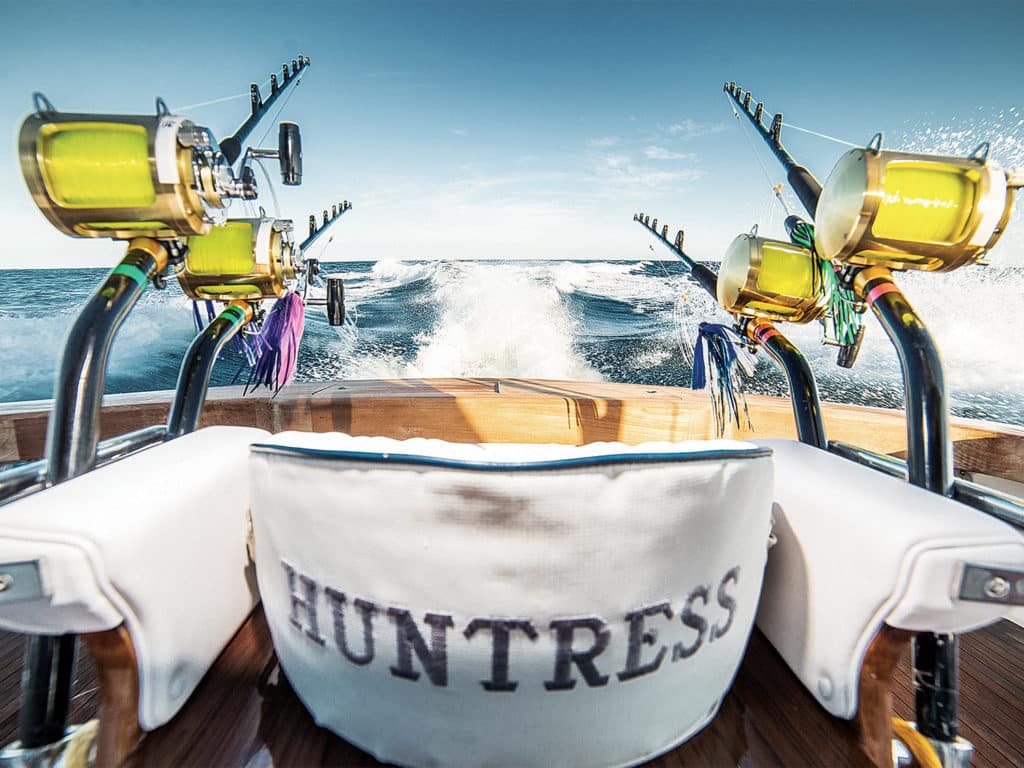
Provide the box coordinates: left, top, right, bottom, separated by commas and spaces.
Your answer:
327, 276, 345, 326
279, 122, 302, 185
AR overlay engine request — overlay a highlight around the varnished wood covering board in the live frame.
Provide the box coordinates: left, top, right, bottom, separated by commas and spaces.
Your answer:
1, 614, 1020, 766
2, 379, 1022, 482
856, 628, 914, 767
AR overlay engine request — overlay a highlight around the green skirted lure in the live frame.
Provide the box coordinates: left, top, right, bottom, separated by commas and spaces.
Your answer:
786, 217, 863, 346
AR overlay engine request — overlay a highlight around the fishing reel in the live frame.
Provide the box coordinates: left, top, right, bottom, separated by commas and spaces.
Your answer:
717, 232, 827, 323
181, 199, 354, 312
20, 96, 251, 240
178, 216, 299, 301
815, 135, 1022, 272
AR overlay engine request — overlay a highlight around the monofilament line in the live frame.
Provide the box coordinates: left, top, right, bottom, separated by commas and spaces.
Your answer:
172, 77, 273, 113
725, 93, 790, 218
781, 122, 860, 148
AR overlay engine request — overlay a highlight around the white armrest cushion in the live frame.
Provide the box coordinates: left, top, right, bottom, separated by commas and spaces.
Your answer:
251, 432, 774, 768
754, 438, 1024, 720
0, 425, 269, 730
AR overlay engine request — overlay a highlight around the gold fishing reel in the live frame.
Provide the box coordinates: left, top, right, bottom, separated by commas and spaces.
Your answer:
19, 94, 256, 241
178, 216, 298, 301
717, 233, 827, 323
814, 135, 1021, 272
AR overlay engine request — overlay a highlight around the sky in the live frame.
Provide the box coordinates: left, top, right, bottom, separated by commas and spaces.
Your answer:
1, 0, 1022, 268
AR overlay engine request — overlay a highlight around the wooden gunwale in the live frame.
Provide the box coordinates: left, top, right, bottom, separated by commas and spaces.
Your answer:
2, 379, 1023, 483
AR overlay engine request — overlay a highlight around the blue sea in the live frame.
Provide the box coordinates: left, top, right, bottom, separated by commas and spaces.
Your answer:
0, 260, 1022, 427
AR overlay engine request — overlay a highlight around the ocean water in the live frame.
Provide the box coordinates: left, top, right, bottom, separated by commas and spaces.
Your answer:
0, 260, 1022, 427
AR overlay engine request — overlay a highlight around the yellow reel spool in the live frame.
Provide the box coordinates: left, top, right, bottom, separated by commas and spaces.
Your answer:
178, 218, 298, 301
717, 234, 826, 323
814, 141, 1015, 272
20, 108, 222, 240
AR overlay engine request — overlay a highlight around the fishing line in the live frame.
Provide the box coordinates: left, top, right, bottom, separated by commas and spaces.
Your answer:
255, 73, 303, 148
672, 292, 695, 367
649, 255, 700, 367
724, 94, 790, 218
172, 77, 273, 113
172, 93, 248, 112
315, 234, 336, 262
758, 188, 779, 233
781, 122, 860, 148
254, 159, 281, 218
240, 198, 258, 218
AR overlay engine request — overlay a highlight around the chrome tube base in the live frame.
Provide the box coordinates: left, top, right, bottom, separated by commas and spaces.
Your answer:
0, 722, 96, 767
891, 724, 973, 768
929, 736, 974, 768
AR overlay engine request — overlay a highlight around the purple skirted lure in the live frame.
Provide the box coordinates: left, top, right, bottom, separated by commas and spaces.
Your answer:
246, 292, 305, 394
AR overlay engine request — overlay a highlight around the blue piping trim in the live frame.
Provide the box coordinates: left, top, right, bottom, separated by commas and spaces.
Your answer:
250, 443, 772, 471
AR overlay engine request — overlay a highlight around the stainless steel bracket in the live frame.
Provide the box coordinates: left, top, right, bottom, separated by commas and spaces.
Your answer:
959, 563, 1024, 606
0, 561, 43, 606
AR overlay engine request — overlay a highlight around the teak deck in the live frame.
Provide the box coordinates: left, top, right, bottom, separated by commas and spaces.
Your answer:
1, 613, 1022, 767
1, 379, 1022, 766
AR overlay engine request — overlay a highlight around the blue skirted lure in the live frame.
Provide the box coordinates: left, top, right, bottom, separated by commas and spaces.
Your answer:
193, 299, 260, 367
192, 299, 216, 335
691, 322, 753, 437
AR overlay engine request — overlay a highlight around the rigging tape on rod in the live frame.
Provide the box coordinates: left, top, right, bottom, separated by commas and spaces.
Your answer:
315, 234, 336, 262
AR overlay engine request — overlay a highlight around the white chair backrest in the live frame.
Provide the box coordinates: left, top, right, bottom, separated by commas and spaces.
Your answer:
755, 438, 1024, 720
250, 432, 774, 768
0, 426, 268, 730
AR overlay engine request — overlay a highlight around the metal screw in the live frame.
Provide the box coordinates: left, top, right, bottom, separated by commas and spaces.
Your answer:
817, 676, 833, 700
0, 574, 13, 592
984, 576, 1011, 599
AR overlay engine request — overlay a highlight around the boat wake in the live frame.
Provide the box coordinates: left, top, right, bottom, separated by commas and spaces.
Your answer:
1, 259, 1022, 425
310, 261, 600, 380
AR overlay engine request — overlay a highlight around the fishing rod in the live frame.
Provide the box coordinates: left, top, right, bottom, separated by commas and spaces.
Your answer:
3, 55, 314, 759
723, 82, 820, 219
727, 83, 867, 367
220, 56, 310, 166
633, 214, 826, 448
724, 79, 1024, 765
299, 202, 354, 326
2, 56, 314, 504
724, 81, 1024, 515
302, 200, 352, 252
633, 215, 717, 295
